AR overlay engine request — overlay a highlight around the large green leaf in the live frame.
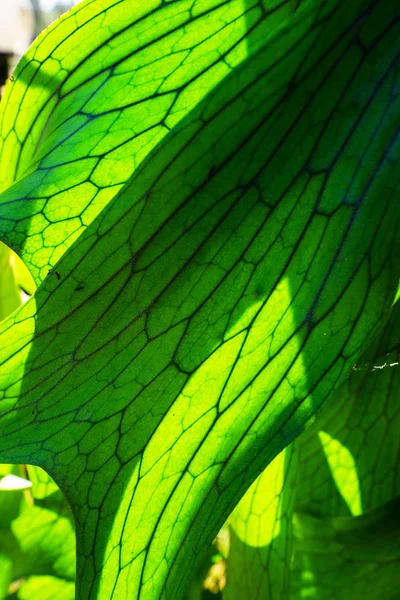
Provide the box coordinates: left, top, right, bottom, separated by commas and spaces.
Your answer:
0, 0, 302, 284
0, 0, 399, 598
223, 301, 400, 598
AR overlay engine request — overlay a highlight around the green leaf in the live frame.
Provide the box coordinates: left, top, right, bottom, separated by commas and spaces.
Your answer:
12, 502, 75, 581
0, 233, 73, 598
296, 299, 400, 517
0, 472, 75, 600
223, 446, 297, 599
291, 496, 400, 600
0, 243, 21, 320
0, 554, 12, 599
0, 0, 302, 284
0, 241, 34, 320
17, 576, 74, 600
26, 465, 59, 500
0, 0, 399, 598
289, 301, 400, 598
222, 302, 399, 598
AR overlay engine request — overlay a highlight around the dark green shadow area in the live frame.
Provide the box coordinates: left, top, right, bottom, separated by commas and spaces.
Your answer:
286, 299, 400, 599
0, 1, 398, 599
295, 298, 400, 515
290, 490, 400, 599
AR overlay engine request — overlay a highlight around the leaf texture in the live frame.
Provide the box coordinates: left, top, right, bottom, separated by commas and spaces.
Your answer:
0, 0, 302, 283
223, 300, 400, 599
0, 0, 398, 598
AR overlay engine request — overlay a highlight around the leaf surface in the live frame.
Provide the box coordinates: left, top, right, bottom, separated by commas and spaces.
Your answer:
223, 447, 297, 600
0, 0, 398, 598
223, 301, 400, 599
291, 496, 400, 600
297, 299, 400, 517
0, 0, 302, 283
0, 220, 74, 600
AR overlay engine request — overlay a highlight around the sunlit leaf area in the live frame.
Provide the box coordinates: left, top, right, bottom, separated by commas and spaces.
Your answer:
0, 1, 398, 598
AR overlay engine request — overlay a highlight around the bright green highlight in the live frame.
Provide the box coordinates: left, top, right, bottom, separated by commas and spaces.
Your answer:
230, 450, 287, 546
318, 431, 363, 516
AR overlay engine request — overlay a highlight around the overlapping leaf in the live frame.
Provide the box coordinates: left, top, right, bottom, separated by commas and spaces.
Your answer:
291, 496, 400, 600
223, 301, 400, 598
0, 0, 398, 599
223, 447, 297, 600
0, 0, 303, 283
0, 242, 74, 600
290, 299, 400, 599
296, 298, 400, 517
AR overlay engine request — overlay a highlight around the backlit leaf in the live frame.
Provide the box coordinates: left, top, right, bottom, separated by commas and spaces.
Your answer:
0, 0, 398, 598
223, 299, 400, 598
0, 0, 303, 284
